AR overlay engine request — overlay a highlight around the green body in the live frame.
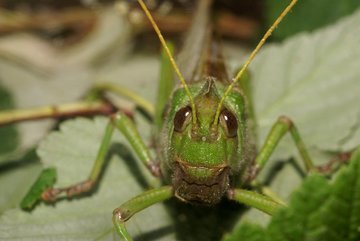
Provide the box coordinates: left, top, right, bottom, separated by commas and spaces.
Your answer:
158, 62, 254, 204
153, 0, 254, 205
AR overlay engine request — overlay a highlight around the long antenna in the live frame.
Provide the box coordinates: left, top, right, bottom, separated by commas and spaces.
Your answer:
213, 0, 298, 126
137, 0, 197, 125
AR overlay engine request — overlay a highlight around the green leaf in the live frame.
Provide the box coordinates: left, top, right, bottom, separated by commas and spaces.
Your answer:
265, 0, 360, 39
0, 117, 175, 240
226, 146, 360, 241
253, 8, 360, 163
266, 175, 330, 240
306, 149, 360, 241
222, 223, 265, 241
0, 53, 93, 164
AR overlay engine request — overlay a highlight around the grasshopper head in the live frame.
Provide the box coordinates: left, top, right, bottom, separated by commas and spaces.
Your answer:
162, 79, 251, 205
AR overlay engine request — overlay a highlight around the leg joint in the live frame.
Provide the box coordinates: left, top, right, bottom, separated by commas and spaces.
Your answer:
147, 161, 161, 177
110, 111, 134, 123
278, 115, 293, 128
226, 189, 235, 200
113, 207, 131, 223
110, 112, 123, 123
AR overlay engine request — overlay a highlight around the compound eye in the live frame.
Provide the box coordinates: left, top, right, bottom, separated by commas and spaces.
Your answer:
220, 109, 238, 137
174, 106, 192, 132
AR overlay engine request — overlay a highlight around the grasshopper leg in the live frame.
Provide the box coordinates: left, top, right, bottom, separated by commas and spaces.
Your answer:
252, 115, 315, 177
233, 116, 314, 213
90, 82, 155, 118
0, 82, 155, 126
246, 116, 348, 206
0, 100, 116, 126
112, 186, 173, 241
42, 111, 159, 201
28, 45, 173, 203
227, 188, 284, 216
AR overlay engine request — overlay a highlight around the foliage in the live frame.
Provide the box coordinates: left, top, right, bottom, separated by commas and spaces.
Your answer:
224, 146, 360, 241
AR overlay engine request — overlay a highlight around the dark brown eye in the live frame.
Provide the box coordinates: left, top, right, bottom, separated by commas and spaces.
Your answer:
220, 109, 238, 137
174, 106, 192, 132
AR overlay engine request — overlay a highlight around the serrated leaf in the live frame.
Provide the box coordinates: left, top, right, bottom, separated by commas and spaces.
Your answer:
226, 146, 360, 241
266, 175, 331, 241
0, 55, 93, 159
253, 9, 360, 163
222, 223, 265, 241
0, 117, 175, 241
306, 149, 360, 241
265, 0, 360, 39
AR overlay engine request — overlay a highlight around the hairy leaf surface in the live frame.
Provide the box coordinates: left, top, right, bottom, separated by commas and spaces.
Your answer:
253, 9, 360, 163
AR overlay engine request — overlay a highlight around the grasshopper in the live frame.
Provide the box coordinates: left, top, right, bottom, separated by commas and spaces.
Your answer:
0, 0, 321, 240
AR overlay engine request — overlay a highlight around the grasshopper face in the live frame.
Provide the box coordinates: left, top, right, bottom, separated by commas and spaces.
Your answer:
160, 79, 252, 205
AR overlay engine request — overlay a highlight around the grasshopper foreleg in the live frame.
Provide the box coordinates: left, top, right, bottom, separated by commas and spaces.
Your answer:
42, 111, 160, 202
112, 186, 173, 241
252, 115, 315, 178
237, 115, 346, 215
227, 188, 284, 216
231, 116, 317, 215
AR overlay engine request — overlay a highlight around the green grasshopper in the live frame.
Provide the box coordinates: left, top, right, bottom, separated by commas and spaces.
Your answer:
1, 0, 320, 240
